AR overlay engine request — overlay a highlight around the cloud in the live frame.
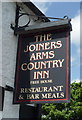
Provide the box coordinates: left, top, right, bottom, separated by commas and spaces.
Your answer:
32, 2, 51, 14
32, 1, 80, 47
71, 56, 75, 63
33, 2, 48, 13
71, 13, 80, 46
71, 56, 76, 67
77, 47, 82, 58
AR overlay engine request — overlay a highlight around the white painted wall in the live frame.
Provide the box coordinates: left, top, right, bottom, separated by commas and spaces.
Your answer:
0, 2, 2, 87
0, 2, 2, 120
0, 2, 40, 119
2, 2, 19, 119
2, 91, 19, 119
2, 2, 19, 88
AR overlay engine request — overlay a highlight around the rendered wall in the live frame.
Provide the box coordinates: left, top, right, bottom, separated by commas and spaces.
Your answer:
1, 2, 39, 119
2, 2, 19, 119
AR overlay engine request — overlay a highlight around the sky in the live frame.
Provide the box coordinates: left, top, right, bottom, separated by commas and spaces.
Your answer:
1, 1, 81, 83
33, 2, 80, 83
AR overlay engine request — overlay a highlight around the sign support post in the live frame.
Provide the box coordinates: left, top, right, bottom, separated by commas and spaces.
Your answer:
19, 104, 42, 120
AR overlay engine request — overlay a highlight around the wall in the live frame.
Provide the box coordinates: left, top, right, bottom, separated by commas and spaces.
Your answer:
0, 1, 3, 120
2, 2, 19, 119
0, 1, 40, 119
0, 2, 2, 89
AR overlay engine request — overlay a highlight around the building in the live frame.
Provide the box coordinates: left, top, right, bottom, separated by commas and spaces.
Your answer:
0, 1, 49, 120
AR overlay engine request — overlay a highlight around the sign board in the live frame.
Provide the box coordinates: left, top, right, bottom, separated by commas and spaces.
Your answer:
13, 20, 71, 104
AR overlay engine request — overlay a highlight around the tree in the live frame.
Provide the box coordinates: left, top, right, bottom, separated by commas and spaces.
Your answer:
42, 82, 82, 120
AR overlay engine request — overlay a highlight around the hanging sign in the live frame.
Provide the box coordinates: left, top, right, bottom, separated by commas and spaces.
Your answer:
13, 20, 71, 104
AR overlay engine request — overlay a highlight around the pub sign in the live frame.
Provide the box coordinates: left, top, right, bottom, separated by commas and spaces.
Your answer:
13, 20, 71, 104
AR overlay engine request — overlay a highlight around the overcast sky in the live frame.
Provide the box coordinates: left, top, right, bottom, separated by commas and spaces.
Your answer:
33, 2, 80, 83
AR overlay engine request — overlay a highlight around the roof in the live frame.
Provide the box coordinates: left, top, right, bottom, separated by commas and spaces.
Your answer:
16, 1, 72, 35
22, 2, 50, 22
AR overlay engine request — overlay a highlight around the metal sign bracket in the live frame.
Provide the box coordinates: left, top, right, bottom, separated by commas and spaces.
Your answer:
10, 4, 31, 35
10, 3, 69, 36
